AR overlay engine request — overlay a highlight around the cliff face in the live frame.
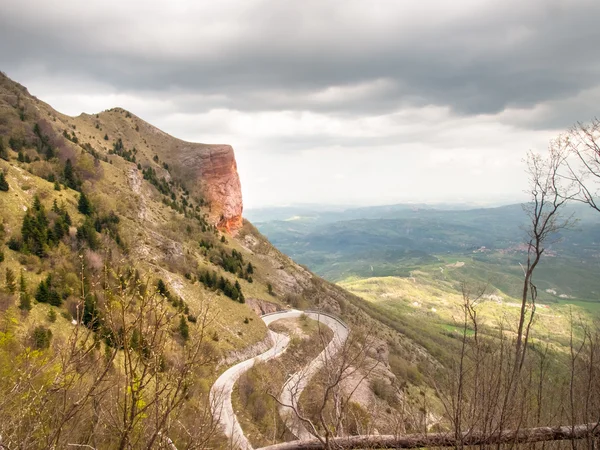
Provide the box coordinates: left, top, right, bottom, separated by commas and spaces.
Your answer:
175, 143, 243, 233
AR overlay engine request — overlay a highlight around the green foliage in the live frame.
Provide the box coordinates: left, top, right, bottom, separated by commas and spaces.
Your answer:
179, 315, 189, 341
142, 166, 173, 196
32, 326, 52, 349
83, 295, 101, 331
109, 138, 136, 163
20, 196, 70, 257
8, 136, 24, 151
19, 292, 32, 311
198, 269, 245, 303
62, 159, 78, 190
17, 150, 30, 163
76, 217, 99, 250
103, 133, 108, 140
156, 279, 170, 298
267, 283, 274, 296
0, 136, 8, 161
33, 122, 56, 160
35, 274, 62, 306
0, 172, 8, 191
78, 192, 92, 215
5, 268, 16, 294
0, 250, 4, 263
47, 308, 57, 323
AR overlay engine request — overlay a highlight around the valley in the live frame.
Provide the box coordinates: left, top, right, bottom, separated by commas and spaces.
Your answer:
1, 70, 599, 449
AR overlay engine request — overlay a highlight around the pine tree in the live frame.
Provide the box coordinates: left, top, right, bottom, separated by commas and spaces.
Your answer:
19, 292, 32, 311
78, 192, 92, 215
156, 279, 170, 298
18, 270, 31, 310
179, 315, 189, 341
0, 137, 8, 161
5, 268, 16, 294
0, 172, 9, 192
63, 159, 77, 190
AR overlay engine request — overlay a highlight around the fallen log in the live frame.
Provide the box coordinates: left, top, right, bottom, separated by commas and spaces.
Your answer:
257, 423, 600, 450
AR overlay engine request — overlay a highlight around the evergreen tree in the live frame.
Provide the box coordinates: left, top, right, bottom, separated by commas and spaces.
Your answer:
63, 159, 77, 190
0, 172, 9, 192
22, 196, 50, 257
19, 291, 32, 311
5, 268, 16, 293
18, 268, 31, 312
76, 217, 99, 250
32, 326, 52, 349
35, 278, 50, 303
0, 137, 7, 161
0, 250, 3, 263
83, 295, 101, 331
246, 262, 254, 274
78, 192, 92, 215
17, 151, 25, 163
156, 279, 170, 298
179, 315, 189, 341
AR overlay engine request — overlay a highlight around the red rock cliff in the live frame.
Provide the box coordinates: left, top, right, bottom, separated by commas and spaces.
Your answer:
175, 143, 243, 233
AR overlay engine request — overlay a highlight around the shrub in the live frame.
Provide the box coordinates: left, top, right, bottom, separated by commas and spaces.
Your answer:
179, 315, 189, 341
78, 192, 92, 215
32, 326, 52, 349
0, 172, 9, 191
5, 268, 16, 293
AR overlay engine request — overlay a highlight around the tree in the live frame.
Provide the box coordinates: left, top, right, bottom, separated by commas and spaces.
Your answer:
5, 268, 16, 294
0, 172, 9, 192
32, 326, 52, 349
0, 136, 8, 161
559, 118, 600, 212
78, 192, 92, 216
63, 158, 77, 189
178, 314, 189, 341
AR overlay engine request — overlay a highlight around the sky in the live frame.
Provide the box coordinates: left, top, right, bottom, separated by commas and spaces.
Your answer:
2, 0, 600, 209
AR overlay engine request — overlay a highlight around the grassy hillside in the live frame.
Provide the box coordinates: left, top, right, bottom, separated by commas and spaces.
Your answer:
0, 72, 452, 448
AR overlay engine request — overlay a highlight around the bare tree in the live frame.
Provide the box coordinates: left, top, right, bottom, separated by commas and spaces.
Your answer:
561, 118, 600, 212
273, 324, 382, 450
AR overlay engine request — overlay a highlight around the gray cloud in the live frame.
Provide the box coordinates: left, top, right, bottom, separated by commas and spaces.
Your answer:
2, 0, 600, 124
0, 0, 596, 207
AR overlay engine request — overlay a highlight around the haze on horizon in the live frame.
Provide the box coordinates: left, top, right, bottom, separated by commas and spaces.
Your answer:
1, 0, 599, 208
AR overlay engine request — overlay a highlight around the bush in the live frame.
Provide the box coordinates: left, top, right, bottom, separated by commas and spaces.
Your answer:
370, 378, 396, 404
78, 192, 92, 215
47, 308, 57, 322
0, 172, 9, 192
179, 315, 189, 341
32, 326, 52, 349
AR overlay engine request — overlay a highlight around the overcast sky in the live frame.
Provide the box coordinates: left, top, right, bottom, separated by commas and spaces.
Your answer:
2, 0, 599, 209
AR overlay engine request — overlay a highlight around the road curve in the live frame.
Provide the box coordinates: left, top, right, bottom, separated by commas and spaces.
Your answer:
210, 310, 348, 449
278, 312, 349, 440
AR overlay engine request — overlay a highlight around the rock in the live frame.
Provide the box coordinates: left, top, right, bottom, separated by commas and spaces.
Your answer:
246, 298, 283, 316
172, 144, 243, 234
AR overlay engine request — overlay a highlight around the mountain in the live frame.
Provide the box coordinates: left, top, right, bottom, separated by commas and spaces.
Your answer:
0, 72, 438, 448
1, 72, 597, 449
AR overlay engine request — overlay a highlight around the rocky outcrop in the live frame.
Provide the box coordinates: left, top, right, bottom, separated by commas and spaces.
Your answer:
246, 298, 283, 316
174, 144, 243, 233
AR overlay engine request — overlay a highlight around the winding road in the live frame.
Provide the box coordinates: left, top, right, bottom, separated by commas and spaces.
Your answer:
210, 310, 348, 450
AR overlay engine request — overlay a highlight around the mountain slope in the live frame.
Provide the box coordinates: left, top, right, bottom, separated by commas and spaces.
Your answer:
0, 72, 434, 448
